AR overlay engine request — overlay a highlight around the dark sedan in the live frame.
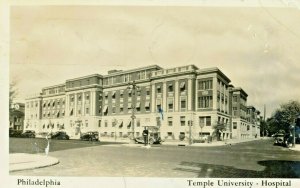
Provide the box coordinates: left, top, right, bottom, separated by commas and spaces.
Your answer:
80, 131, 99, 141
20, 130, 36, 138
51, 131, 70, 140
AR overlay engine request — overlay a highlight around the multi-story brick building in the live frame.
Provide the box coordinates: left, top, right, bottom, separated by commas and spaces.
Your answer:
24, 64, 260, 141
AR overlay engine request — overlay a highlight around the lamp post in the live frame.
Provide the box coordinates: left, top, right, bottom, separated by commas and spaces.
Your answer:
127, 81, 140, 142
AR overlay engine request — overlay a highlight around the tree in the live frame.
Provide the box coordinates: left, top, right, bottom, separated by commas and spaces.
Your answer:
9, 81, 17, 111
267, 100, 300, 134
212, 122, 227, 141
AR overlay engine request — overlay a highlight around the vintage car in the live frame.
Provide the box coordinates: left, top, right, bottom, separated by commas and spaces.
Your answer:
134, 126, 162, 145
80, 131, 99, 141
9, 128, 22, 137
273, 132, 285, 146
51, 131, 70, 140
20, 130, 36, 138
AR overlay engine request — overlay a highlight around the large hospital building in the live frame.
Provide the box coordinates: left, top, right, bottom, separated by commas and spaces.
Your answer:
24, 64, 261, 141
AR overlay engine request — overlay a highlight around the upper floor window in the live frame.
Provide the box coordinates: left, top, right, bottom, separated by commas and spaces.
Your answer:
199, 80, 213, 90
180, 82, 186, 92
157, 85, 161, 94
168, 83, 173, 92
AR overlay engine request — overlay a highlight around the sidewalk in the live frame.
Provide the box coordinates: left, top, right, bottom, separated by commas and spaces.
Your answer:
161, 138, 263, 147
289, 144, 300, 151
9, 153, 59, 172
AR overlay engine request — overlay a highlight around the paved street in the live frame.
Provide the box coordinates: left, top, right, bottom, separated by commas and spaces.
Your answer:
10, 138, 300, 177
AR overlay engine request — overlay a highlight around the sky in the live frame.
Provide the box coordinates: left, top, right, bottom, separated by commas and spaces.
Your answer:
9, 2, 300, 118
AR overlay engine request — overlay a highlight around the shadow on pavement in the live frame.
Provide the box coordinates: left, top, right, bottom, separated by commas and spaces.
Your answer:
174, 160, 300, 178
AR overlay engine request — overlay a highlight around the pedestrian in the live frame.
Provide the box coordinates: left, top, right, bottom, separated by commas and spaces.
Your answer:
143, 127, 149, 146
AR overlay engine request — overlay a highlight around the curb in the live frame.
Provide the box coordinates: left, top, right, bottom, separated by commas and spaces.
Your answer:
9, 153, 59, 172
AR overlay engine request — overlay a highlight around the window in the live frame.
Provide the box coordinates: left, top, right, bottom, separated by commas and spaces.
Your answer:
156, 99, 162, 112
145, 101, 150, 112
167, 132, 173, 137
233, 96, 238, 102
120, 106, 123, 113
157, 85, 161, 93
180, 116, 185, 126
199, 117, 205, 127
128, 90, 132, 98
180, 82, 186, 92
168, 117, 173, 126
136, 102, 141, 112
85, 120, 88, 127
180, 98, 186, 109
128, 103, 132, 112
168, 84, 173, 92
112, 106, 116, 114
86, 107, 89, 114
206, 116, 211, 126
247, 125, 250, 131
198, 80, 213, 90
86, 93, 90, 100
78, 109, 81, 115
168, 98, 173, 111
198, 96, 213, 108
105, 120, 108, 127
112, 91, 116, 99
137, 119, 140, 127
98, 120, 101, 127
120, 90, 124, 98
146, 89, 150, 96
233, 122, 237, 129
78, 95, 82, 101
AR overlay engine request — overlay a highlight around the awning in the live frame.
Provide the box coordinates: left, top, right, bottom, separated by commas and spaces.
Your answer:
120, 90, 124, 95
145, 101, 150, 107
180, 82, 186, 89
128, 104, 132, 109
168, 99, 173, 104
127, 121, 131, 128
157, 85, 161, 89
120, 103, 123, 107
104, 92, 108, 97
102, 105, 108, 113
168, 83, 173, 86
119, 121, 123, 128
136, 102, 140, 108
156, 100, 161, 105
180, 116, 185, 121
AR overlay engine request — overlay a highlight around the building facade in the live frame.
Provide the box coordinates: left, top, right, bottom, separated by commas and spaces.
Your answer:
24, 64, 260, 141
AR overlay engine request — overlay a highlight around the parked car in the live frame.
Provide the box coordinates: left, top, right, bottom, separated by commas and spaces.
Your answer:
9, 129, 22, 137
135, 126, 162, 145
51, 131, 70, 140
20, 130, 36, 138
80, 131, 99, 141
273, 133, 285, 146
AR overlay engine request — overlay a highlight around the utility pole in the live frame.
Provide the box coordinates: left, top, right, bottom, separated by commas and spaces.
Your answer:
127, 81, 140, 143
